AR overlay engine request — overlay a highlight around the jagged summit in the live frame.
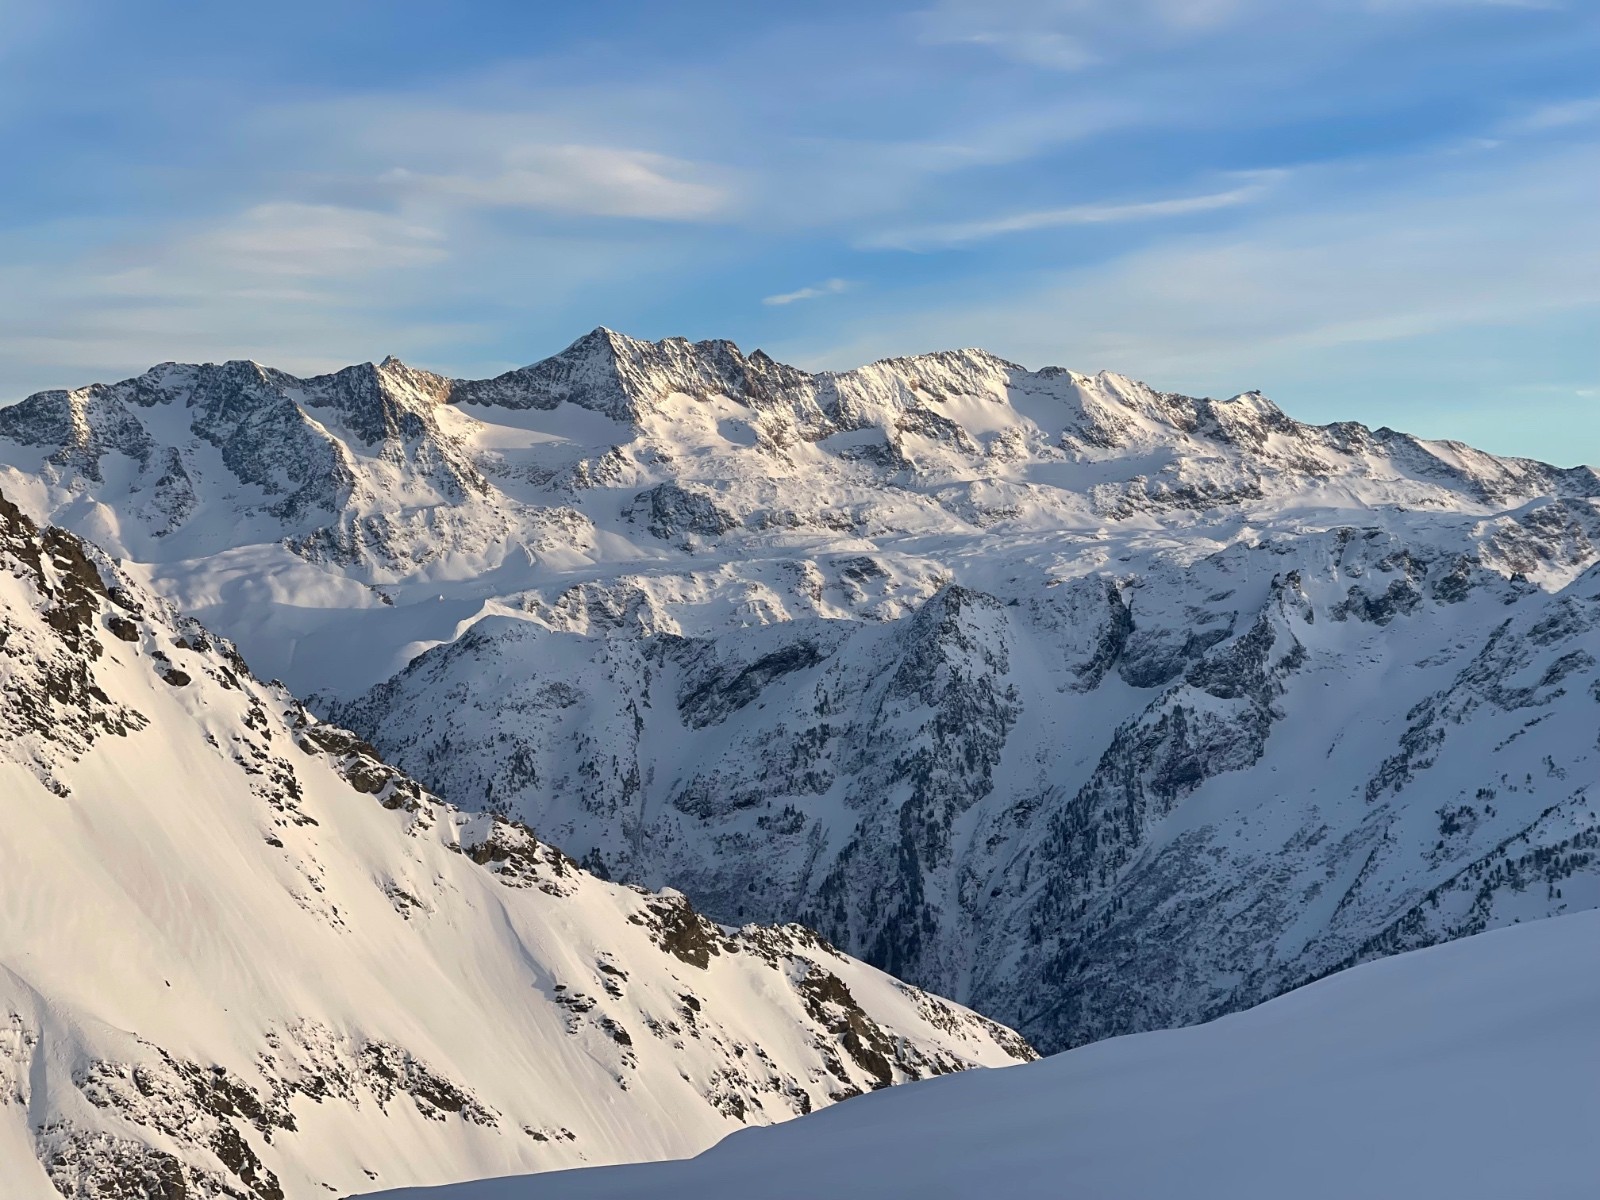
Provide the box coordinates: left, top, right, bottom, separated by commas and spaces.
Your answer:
449, 328, 814, 422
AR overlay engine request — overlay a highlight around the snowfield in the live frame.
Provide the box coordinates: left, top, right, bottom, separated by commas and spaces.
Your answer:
367, 910, 1600, 1200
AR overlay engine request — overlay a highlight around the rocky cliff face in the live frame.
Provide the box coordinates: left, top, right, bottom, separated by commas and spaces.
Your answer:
0, 488, 1032, 1200
6, 329, 1600, 1055
329, 527, 1600, 1052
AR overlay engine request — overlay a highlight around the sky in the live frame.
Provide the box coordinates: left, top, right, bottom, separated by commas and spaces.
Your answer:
1, 0, 1597, 462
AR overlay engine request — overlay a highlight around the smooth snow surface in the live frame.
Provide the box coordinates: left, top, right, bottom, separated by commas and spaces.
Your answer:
370, 911, 1600, 1200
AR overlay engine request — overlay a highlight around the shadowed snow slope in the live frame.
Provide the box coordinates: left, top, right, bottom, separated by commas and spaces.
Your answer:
0, 489, 1031, 1200
368, 910, 1600, 1200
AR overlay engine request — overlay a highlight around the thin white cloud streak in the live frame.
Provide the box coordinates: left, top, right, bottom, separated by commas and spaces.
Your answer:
945, 30, 1097, 70
382, 144, 733, 221
247, 94, 742, 223
181, 203, 447, 279
1496, 95, 1600, 135
746, 95, 1152, 228
762, 278, 855, 306
918, 0, 1250, 41
0, 102, 743, 392
915, 0, 1252, 69
861, 182, 1272, 250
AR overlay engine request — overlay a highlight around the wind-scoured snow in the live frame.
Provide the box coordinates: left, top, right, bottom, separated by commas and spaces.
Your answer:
366, 910, 1600, 1200
6, 329, 1600, 1054
0, 490, 1031, 1200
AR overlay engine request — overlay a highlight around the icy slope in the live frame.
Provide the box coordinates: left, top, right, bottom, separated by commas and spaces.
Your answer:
0, 490, 1031, 1200
7, 329, 1600, 1054
368, 910, 1600, 1200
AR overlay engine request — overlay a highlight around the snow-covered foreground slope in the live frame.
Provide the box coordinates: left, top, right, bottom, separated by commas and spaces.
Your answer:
7, 328, 1600, 1053
369, 911, 1600, 1200
0, 489, 1031, 1200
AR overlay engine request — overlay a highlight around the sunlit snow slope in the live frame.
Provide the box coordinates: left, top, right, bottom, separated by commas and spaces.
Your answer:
370, 911, 1600, 1200
0, 490, 1031, 1200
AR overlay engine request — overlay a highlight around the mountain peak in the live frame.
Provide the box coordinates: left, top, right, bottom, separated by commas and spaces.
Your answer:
566, 324, 632, 354
449, 329, 812, 422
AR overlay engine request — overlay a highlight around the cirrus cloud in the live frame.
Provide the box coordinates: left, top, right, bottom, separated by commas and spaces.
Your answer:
762, 278, 856, 306
860, 179, 1277, 250
381, 143, 734, 222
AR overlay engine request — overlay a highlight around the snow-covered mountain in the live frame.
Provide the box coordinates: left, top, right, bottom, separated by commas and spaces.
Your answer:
0, 488, 1032, 1200
6, 328, 1600, 1054
365, 909, 1600, 1200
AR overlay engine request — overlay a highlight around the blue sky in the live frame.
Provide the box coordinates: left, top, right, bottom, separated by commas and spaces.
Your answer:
3, 0, 1597, 461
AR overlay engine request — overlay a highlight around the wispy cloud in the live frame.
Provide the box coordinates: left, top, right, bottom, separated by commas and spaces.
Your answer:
1495, 95, 1600, 135
939, 30, 1097, 70
381, 144, 734, 222
176, 203, 447, 280
915, 0, 1252, 69
861, 180, 1274, 250
762, 278, 856, 306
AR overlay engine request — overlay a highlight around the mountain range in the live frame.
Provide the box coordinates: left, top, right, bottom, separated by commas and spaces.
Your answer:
3, 326, 1598, 1067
